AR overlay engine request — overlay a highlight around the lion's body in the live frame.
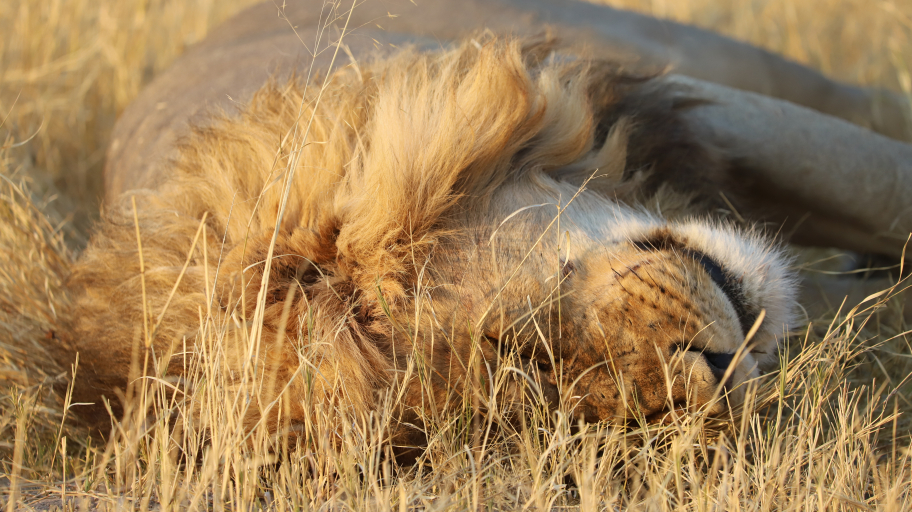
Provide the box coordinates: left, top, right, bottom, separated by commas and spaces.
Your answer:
63, 28, 798, 447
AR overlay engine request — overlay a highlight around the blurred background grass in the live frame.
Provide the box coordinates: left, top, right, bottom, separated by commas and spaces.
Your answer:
0, 0, 253, 239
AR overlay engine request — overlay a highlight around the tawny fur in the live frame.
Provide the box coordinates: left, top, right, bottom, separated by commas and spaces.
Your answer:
61, 39, 796, 446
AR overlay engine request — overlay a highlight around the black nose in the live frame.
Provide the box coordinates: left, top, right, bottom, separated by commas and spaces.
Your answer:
701, 351, 735, 382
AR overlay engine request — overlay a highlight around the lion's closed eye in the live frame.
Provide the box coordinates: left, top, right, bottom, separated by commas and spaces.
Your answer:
484, 333, 553, 376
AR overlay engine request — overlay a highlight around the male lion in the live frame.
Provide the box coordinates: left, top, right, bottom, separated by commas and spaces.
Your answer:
59, 0, 912, 451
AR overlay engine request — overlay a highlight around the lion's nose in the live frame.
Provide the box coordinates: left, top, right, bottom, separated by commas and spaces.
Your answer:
675, 344, 736, 383
701, 351, 735, 382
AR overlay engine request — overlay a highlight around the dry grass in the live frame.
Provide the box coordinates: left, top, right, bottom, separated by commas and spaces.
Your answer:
2, 0, 912, 510
0, 0, 255, 238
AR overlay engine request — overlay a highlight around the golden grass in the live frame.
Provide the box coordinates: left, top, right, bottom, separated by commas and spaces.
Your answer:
0, 0, 255, 237
3, 0, 912, 510
603, 0, 912, 88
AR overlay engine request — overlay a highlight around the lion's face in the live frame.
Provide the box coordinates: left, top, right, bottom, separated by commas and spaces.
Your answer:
549, 238, 763, 421
432, 195, 795, 422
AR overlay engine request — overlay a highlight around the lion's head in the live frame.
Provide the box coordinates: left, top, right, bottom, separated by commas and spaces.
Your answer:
63, 38, 796, 440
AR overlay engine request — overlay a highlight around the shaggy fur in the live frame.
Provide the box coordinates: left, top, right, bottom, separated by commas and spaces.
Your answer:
60, 39, 796, 447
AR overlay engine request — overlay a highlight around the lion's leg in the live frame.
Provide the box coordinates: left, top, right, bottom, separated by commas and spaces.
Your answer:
665, 75, 912, 258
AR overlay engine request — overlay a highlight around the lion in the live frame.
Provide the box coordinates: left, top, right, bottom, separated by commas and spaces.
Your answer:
58, 0, 912, 453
